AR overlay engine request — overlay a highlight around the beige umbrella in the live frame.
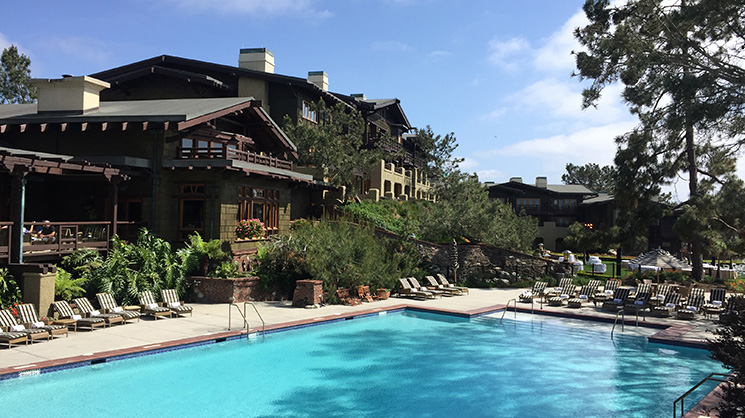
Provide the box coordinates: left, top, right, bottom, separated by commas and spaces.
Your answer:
629, 249, 690, 283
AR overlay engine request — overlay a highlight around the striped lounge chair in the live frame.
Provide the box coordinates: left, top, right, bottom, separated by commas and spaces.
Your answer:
161, 289, 193, 317
0, 309, 50, 342
138, 291, 172, 320
650, 293, 681, 317
677, 288, 706, 320
520, 281, 547, 303
96, 292, 141, 323
409, 278, 446, 298
601, 288, 631, 312
52, 300, 106, 331
17, 303, 68, 338
0, 328, 28, 348
593, 279, 620, 306
568, 285, 596, 308
74, 297, 124, 327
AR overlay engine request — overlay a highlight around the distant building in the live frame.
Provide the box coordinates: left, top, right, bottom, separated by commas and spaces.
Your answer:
488, 176, 681, 254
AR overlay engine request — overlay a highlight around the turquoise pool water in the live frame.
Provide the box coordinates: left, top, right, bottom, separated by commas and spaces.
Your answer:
0, 311, 722, 417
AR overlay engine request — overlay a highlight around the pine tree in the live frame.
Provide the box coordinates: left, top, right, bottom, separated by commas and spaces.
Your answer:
0, 45, 36, 104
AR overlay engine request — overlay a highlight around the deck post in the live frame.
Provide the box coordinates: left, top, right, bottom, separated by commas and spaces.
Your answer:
9, 173, 27, 264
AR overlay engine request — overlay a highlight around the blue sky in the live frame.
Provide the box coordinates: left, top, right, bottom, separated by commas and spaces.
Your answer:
3, 0, 681, 196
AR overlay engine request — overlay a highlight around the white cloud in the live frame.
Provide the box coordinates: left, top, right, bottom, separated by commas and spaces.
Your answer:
0, 33, 9, 50
487, 37, 530, 71
428, 50, 452, 59
482, 107, 508, 121
160, 0, 331, 18
371, 41, 411, 53
533, 10, 588, 72
472, 121, 636, 182
47, 37, 112, 68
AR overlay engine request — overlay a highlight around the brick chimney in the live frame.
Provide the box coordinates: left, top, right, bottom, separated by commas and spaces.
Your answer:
307, 71, 328, 91
238, 48, 275, 73
31, 75, 110, 114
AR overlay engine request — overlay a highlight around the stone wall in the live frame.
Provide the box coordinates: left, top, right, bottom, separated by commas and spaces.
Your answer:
187, 276, 270, 303
416, 241, 567, 285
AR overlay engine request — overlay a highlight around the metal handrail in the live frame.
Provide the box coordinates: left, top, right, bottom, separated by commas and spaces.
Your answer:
244, 300, 265, 336
611, 309, 625, 338
500, 298, 517, 323
672, 373, 729, 418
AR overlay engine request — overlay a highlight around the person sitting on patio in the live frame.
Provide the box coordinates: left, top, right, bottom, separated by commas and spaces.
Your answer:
37, 220, 56, 243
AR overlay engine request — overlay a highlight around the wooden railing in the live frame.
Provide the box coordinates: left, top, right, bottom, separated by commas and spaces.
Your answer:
177, 147, 293, 170
21, 221, 111, 259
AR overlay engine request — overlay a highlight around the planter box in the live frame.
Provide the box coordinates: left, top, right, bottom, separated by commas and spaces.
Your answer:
376, 290, 390, 300
187, 276, 262, 303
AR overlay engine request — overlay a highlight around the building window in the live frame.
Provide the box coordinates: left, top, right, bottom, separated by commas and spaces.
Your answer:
516, 198, 540, 210
179, 184, 206, 239
238, 186, 280, 235
301, 101, 317, 123
553, 199, 576, 209
555, 217, 573, 227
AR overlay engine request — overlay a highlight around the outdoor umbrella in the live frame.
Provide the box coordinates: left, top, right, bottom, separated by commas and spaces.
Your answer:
451, 239, 460, 284
629, 248, 690, 283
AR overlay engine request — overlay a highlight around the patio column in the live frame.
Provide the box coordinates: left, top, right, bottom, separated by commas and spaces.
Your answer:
9, 172, 27, 263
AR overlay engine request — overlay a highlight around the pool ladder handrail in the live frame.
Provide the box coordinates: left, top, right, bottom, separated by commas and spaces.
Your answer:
611, 309, 625, 338
228, 301, 265, 341
500, 298, 517, 323
672, 372, 729, 418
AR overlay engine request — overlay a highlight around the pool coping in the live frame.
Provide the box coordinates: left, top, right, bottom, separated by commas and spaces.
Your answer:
0, 301, 710, 382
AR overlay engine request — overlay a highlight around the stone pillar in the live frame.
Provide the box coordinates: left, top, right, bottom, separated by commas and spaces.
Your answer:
15, 265, 57, 317
292, 280, 323, 307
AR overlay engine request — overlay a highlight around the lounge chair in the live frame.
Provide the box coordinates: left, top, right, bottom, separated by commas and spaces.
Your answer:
568, 285, 596, 308
650, 293, 681, 317
397, 278, 434, 300
631, 283, 652, 303
409, 277, 446, 298
52, 301, 106, 331
520, 281, 548, 303
357, 286, 375, 302
0, 309, 49, 342
548, 283, 575, 306
0, 328, 28, 348
593, 279, 620, 306
601, 288, 632, 312
161, 289, 193, 317
677, 288, 706, 320
138, 291, 173, 320
96, 292, 141, 323
625, 291, 652, 317
17, 303, 68, 338
702, 288, 727, 318
547, 278, 574, 299
336, 288, 362, 306
435, 273, 469, 294
73, 297, 124, 327
424, 275, 462, 296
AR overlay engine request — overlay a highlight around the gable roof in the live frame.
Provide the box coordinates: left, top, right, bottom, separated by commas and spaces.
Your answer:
490, 181, 596, 197
90, 55, 342, 104
0, 97, 297, 159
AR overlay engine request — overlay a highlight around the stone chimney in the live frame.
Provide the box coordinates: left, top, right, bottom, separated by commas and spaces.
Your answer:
31, 75, 110, 114
535, 176, 548, 188
238, 48, 275, 73
307, 71, 328, 91
509, 177, 523, 183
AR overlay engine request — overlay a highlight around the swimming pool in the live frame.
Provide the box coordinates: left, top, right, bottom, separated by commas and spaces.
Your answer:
0, 311, 722, 417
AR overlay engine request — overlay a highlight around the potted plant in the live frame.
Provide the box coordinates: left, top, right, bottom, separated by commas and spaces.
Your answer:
235, 219, 265, 240
376, 288, 390, 300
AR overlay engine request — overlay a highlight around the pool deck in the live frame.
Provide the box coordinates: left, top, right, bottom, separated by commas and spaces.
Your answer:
0, 287, 726, 416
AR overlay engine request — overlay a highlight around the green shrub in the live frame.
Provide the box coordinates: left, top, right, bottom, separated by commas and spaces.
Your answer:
255, 219, 419, 300
0, 268, 21, 307
55, 267, 86, 301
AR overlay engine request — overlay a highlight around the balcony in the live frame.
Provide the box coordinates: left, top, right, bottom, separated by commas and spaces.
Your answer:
0, 221, 118, 264
177, 146, 292, 171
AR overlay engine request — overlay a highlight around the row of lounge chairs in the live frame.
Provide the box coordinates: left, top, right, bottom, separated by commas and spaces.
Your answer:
520, 279, 730, 320
397, 274, 469, 300
0, 289, 192, 348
